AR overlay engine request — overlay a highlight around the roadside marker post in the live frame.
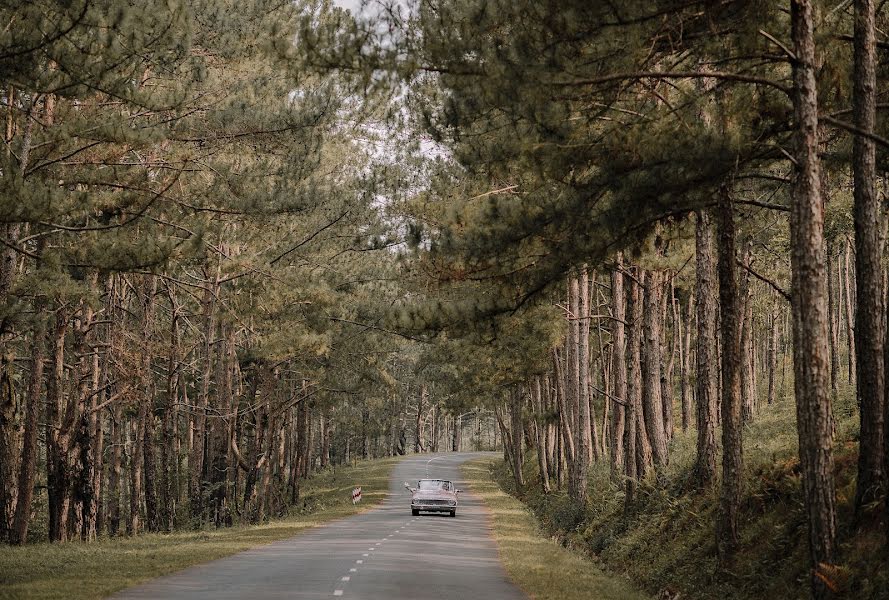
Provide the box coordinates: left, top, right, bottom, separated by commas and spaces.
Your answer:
352, 487, 362, 504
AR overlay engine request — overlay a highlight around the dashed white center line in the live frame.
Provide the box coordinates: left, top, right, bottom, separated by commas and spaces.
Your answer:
333, 591, 343, 597
356, 560, 363, 564
350, 568, 357, 572
362, 553, 369, 557
342, 576, 351, 582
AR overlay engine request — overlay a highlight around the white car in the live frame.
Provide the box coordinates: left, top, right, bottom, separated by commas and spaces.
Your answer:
405, 479, 461, 517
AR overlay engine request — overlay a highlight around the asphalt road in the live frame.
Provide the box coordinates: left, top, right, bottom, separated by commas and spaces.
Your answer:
115, 452, 526, 600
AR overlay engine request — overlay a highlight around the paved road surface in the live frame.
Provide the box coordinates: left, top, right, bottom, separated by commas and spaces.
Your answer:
115, 452, 525, 600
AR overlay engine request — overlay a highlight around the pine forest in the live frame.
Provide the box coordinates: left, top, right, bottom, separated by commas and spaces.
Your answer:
2, 2, 889, 599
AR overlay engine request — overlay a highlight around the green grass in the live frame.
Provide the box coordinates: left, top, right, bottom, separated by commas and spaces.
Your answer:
461, 457, 648, 600
491, 379, 889, 600
0, 457, 400, 600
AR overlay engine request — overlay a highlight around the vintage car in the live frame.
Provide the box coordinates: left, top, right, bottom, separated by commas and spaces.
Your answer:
404, 479, 461, 517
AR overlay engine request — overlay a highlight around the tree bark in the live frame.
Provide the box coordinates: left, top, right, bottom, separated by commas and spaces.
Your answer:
532, 377, 551, 493
415, 385, 426, 453
642, 270, 668, 474
624, 269, 642, 505
610, 259, 626, 478
0, 353, 17, 544
739, 243, 756, 423
827, 252, 841, 401
661, 274, 675, 442
790, 3, 839, 595
694, 210, 719, 488
509, 387, 525, 490
767, 290, 781, 406
844, 240, 856, 384
46, 307, 70, 542
9, 300, 46, 545
851, 0, 885, 520
141, 277, 159, 533
679, 296, 693, 432
575, 269, 592, 495
716, 187, 743, 565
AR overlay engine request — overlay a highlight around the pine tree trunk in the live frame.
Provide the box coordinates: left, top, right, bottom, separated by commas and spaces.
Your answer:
679, 297, 693, 432
160, 306, 180, 531
189, 278, 217, 526
575, 269, 592, 494
80, 322, 101, 542
128, 414, 144, 536
624, 269, 642, 505
844, 240, 856, 384
532, 377, 551, 493
321, 406, 331, 468
767, 290, 781, 407
716, 187, 743, 565
552, 348, 575, 467
739, 242, 755, 423
0, 354, 17, 544
509, 387, 525, 489
851, 0, 886, 520
108, 399, 123, 537
10, 301, 46, 545
415, 385, 425, 453
789, 3, 839, 594
694, 210, 719, 487
642, 270, 668, 474
661, 275, 675, 442
46, 308, 70, 542
610, 259, 626, 477
827, 252, 841, 401
141, 277, 159, 533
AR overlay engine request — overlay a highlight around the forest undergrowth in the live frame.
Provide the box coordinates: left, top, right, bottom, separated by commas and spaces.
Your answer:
0, 457, 398, 600
493, 383, 889, 600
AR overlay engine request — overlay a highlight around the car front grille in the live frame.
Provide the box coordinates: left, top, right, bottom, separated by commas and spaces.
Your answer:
417, 499, 452, 506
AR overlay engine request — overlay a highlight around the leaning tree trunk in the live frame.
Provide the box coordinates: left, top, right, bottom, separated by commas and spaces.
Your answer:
790, 3, 838, 596
716, 187, 743, 566
851, 0, 886, 521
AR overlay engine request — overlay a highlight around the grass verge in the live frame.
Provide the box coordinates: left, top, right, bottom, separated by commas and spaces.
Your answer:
0, 457, 399, 600
461, 456, 648, 600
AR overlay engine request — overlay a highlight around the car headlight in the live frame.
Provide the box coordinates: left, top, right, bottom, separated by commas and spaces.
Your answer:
448, 500, 456, 506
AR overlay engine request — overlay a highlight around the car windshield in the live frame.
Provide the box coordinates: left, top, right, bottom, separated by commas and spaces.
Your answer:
418, 480, 451, 491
